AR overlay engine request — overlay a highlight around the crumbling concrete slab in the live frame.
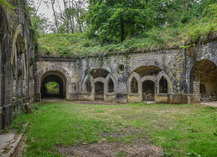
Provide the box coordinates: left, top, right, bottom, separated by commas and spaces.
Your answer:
0, 133, 15, 155
0, 124, 27, 157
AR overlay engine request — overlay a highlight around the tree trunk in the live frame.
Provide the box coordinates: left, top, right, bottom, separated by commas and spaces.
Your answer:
51, 0, 59, 33
62, 0, 69, 33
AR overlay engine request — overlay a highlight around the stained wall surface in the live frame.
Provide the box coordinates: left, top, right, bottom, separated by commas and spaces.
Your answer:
35, 35, 217, 104
0, 0, 35, 132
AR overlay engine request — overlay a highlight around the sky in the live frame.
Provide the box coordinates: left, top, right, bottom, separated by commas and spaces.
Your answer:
33, 0, 64, 22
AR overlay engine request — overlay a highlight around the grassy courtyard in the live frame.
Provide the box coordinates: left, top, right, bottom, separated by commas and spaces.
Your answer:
12, 101, 217, 157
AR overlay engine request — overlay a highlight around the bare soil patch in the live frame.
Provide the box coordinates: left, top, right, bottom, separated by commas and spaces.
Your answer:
43, 98, 127, 105
13, 136, 27, 157
202, 101, 217, 107
57, 138, 163, 157
70, 100, 127, 106
57, 127, 163, 157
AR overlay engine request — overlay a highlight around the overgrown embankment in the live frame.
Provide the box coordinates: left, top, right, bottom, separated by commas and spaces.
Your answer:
38, 3, 217, 57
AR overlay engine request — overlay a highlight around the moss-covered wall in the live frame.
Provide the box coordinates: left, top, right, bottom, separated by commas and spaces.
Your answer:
0, 0, 35, 132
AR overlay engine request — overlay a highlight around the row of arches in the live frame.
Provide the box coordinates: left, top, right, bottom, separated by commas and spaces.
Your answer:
129, 74, 168, 93
86, 80, 115, 100
83, 74, 116, 101
39, 59, 217, 103
130, 76, 168, 101
80, 66, 171, 102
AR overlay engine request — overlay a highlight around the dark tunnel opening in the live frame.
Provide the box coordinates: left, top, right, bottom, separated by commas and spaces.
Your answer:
41, 75, 65, 98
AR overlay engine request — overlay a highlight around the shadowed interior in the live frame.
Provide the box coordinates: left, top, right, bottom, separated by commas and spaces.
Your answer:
95, 81, 104, 100
191, 59, 217, 102
143, 80, 155, 101
159, 77, 168, 93
41, 75, 65, 98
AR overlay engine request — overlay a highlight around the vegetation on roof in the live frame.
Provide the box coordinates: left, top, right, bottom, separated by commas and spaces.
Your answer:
35, 1, 217, 57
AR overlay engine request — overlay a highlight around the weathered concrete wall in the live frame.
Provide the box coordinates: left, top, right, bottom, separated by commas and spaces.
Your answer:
35, 35, 217, 104
0, 0, 35, 132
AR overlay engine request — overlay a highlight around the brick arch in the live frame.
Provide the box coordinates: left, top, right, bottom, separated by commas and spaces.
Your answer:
88, 66, 119, 82
186, 58, 217, 94
156, 71, 173, 94
37, 66, 70, 94
127, 72, 141, 94
188, 59, 217, 98
94, 77, 106, 84
129, 64, 174, 82
89, 66, 112, 74
141, 75, 156, 83
198, 54, 217, 66
105, 74, 117, 94
188, 56, 217, 77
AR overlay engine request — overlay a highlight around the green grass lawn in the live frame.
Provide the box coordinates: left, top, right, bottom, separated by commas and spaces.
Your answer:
12, 101, 217, 157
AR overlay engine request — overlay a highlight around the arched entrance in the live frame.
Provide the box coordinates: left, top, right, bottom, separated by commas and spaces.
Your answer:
107, 78, 114, 93
190, 59, 217, 102
127, 66, 162, 102
131, 77, 138, 93
142, 80, 155, 101
90, 68, 110, 101
40, 71, 67, 99
159, 76, 168, 94
95, 81, 104, 101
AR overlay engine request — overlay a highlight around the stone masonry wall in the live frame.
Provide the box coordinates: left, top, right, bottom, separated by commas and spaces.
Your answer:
35, 35, 217, 104
0, 0, 35, 132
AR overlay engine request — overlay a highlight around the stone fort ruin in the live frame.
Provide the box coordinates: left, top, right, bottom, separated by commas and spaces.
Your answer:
35, 41, 217, 104
0, 0, 217, 132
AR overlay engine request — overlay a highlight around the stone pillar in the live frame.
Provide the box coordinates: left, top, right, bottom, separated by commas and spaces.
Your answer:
190, 80, 201, 103
116, 73, 128, 103
193, 81, 200, 94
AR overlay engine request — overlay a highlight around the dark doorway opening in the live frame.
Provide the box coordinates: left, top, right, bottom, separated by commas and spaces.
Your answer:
159, 77, 168, 93
95, 81, 104, 100
191, 59, 217, 102
41, 75, 65, 98
142, 80, 155, 101
108, 78, 114, 93
131, 77, 138, 93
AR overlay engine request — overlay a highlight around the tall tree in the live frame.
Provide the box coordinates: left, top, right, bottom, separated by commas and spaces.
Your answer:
85, 0, 159, 42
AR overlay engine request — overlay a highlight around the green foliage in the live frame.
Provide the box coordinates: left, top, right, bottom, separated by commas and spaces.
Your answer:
45, 82, 59, 94
85, 0, 157, 42
0, 0, 13, 9
38, 1, 217, 57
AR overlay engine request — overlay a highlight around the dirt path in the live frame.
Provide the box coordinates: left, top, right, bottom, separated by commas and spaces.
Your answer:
201, 101, 217, 107
57, 138, 163, 157
42, 98, 127, 105
43, 98, 217, 108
